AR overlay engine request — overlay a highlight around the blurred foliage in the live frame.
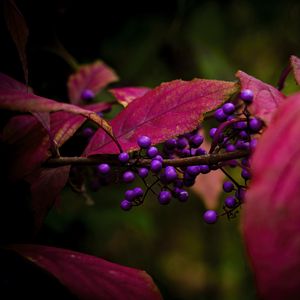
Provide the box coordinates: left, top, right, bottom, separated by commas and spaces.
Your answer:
1, 0, 300, 299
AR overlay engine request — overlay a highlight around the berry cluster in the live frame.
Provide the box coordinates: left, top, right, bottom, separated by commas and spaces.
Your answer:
75, 88, 262, 224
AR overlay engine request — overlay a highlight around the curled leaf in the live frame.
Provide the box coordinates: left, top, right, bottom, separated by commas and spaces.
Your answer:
10, 245, 163, 300
85, 79, 238, 155
68, 60, 119, 104
242, 91, 300, 299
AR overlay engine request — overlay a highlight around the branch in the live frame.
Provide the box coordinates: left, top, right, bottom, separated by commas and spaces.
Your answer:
44, 150, 250, 168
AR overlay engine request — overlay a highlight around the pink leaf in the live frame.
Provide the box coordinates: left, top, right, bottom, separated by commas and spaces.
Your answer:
191, 135, 224, 209
290, 55, 300, 85
68, 60, 119, 104
51, 102, 111, 147
0, 73, 113, 136
4, 0, 28, 84
242, 91, 300, 299
25, 166, 70, 231
236, 71, 286, 124
85, 79, 238, 155
109, 86, 151, 107
2, 115, 50, 181
10, 244, 162, 300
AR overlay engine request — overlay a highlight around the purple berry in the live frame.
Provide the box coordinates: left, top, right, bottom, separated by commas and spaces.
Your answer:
174, 179, 184, 188
164, 166, 177, 182
236, 140, 250, 150
225, 196, 236, 208
137, 135, 151, 149
150, 159, 162, 173
250, 139, 258, 151
123, 171, 135, 183
240, 89, 254, 103
138, 167, 149, 178
239, 131, 249, 140
176, 137, 188, 149
214, 108, 227, 122
249, 117, 263, 132
186, 166, 201, 176
199, 165, 210, 174
178, 190, 189, 202
181, 149, 191, 157
235, 187, 246, 201
190, 134, 204, 148
154, 155, 163, 162
241, 158, 249, 166
223, 181, 234, 192
125, 189, 135, 201
133, 187, 144, 198
164, 138, 177, 149
147, 146, 159, 158
195, 148, 206, 155
234, 121, 247, 130
120, 199, 132, 211
183, 178, 195, 187
222, 103, 235, 115
241, 168, 251, 180
226, 144, 236, 152
81, 89, 95, 101
82, 127, 94, 138
158, 190, 172, 205
203, 210, 218, 224
97, 163, 110, 174
209, 128, 218, 138
118, 152, 129, 163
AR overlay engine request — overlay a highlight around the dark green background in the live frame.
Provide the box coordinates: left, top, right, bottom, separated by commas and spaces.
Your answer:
1, 0, 300, 299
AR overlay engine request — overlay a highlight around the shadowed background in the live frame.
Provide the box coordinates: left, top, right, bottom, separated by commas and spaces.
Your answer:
1, 0, 300, 299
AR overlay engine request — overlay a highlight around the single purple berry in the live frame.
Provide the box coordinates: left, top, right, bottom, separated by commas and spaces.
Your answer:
203, 210, 218, 224
82, 127, 94, 138
176, 137, 188, 149
164, 138, 177, 149
225, 196, 236, 208
209, 128, 218, 138
164, 166, 177, 182
241, 168, 251, 180
241, 158, 249, 167
150, 159, 162, 173
236, 140, 250, 150
199, 165, 210, 174
183, 178, 195, 187
235, 187, 246, 201
234, 121, 247, 130
118, 152, 130, 163
120, 199, 132, 211
240, 89, 254, 103
222, 103, 235, 115
181, 149, 191, 157
81, 89, 95, 101
249, 117, 263, 132
133, 187, 144, 198
147, 146, 159, 158
223, 181, 234, 192
154, 155, 163, 162
239, 131, 249, 140
227, 160, 238, 167
137, 135, 151, 149
97, 163, 111, 174
178, 190, 189, 202
186, 166, 201, 176
123, 171, 135, 183
214, 108, 227, 122
226, 144, 236, 152
250, 139, 258, 151
195, 148, 206, 155
189, 134, 204, 148
138, 167, 149, 178
125, 189, 136, 201
158, 190, 172, 205
174, 179, 184, 188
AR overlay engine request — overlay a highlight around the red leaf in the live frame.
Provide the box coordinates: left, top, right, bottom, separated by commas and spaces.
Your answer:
25, 166, 70, 231
242, 91, 300, 299
0, 73, 113, 136
51, 102, 111, 147
290, 55, 300, 85
85, 79, 238, 155
4, 0, 28, 84
68, 60, 119, 104
10, 244, 163, 300
110, 86, 151, 107
236, 71, 286, 124
2, 115, 50, 181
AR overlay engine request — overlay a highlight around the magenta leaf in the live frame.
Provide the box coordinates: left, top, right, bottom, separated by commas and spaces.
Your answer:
67, 60, 119, 104
4, 0, 29, 84
242, 91, 300, 299
2, 115, 50, 181
85, 79, 238, 155
290, 55, 300, 85
0, 73, 113, 136
25, 166, 70, 230
51, 102, 111, 147
10, 244, 162, 300
236, 71, 286, 124
109, 86, 151, 107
